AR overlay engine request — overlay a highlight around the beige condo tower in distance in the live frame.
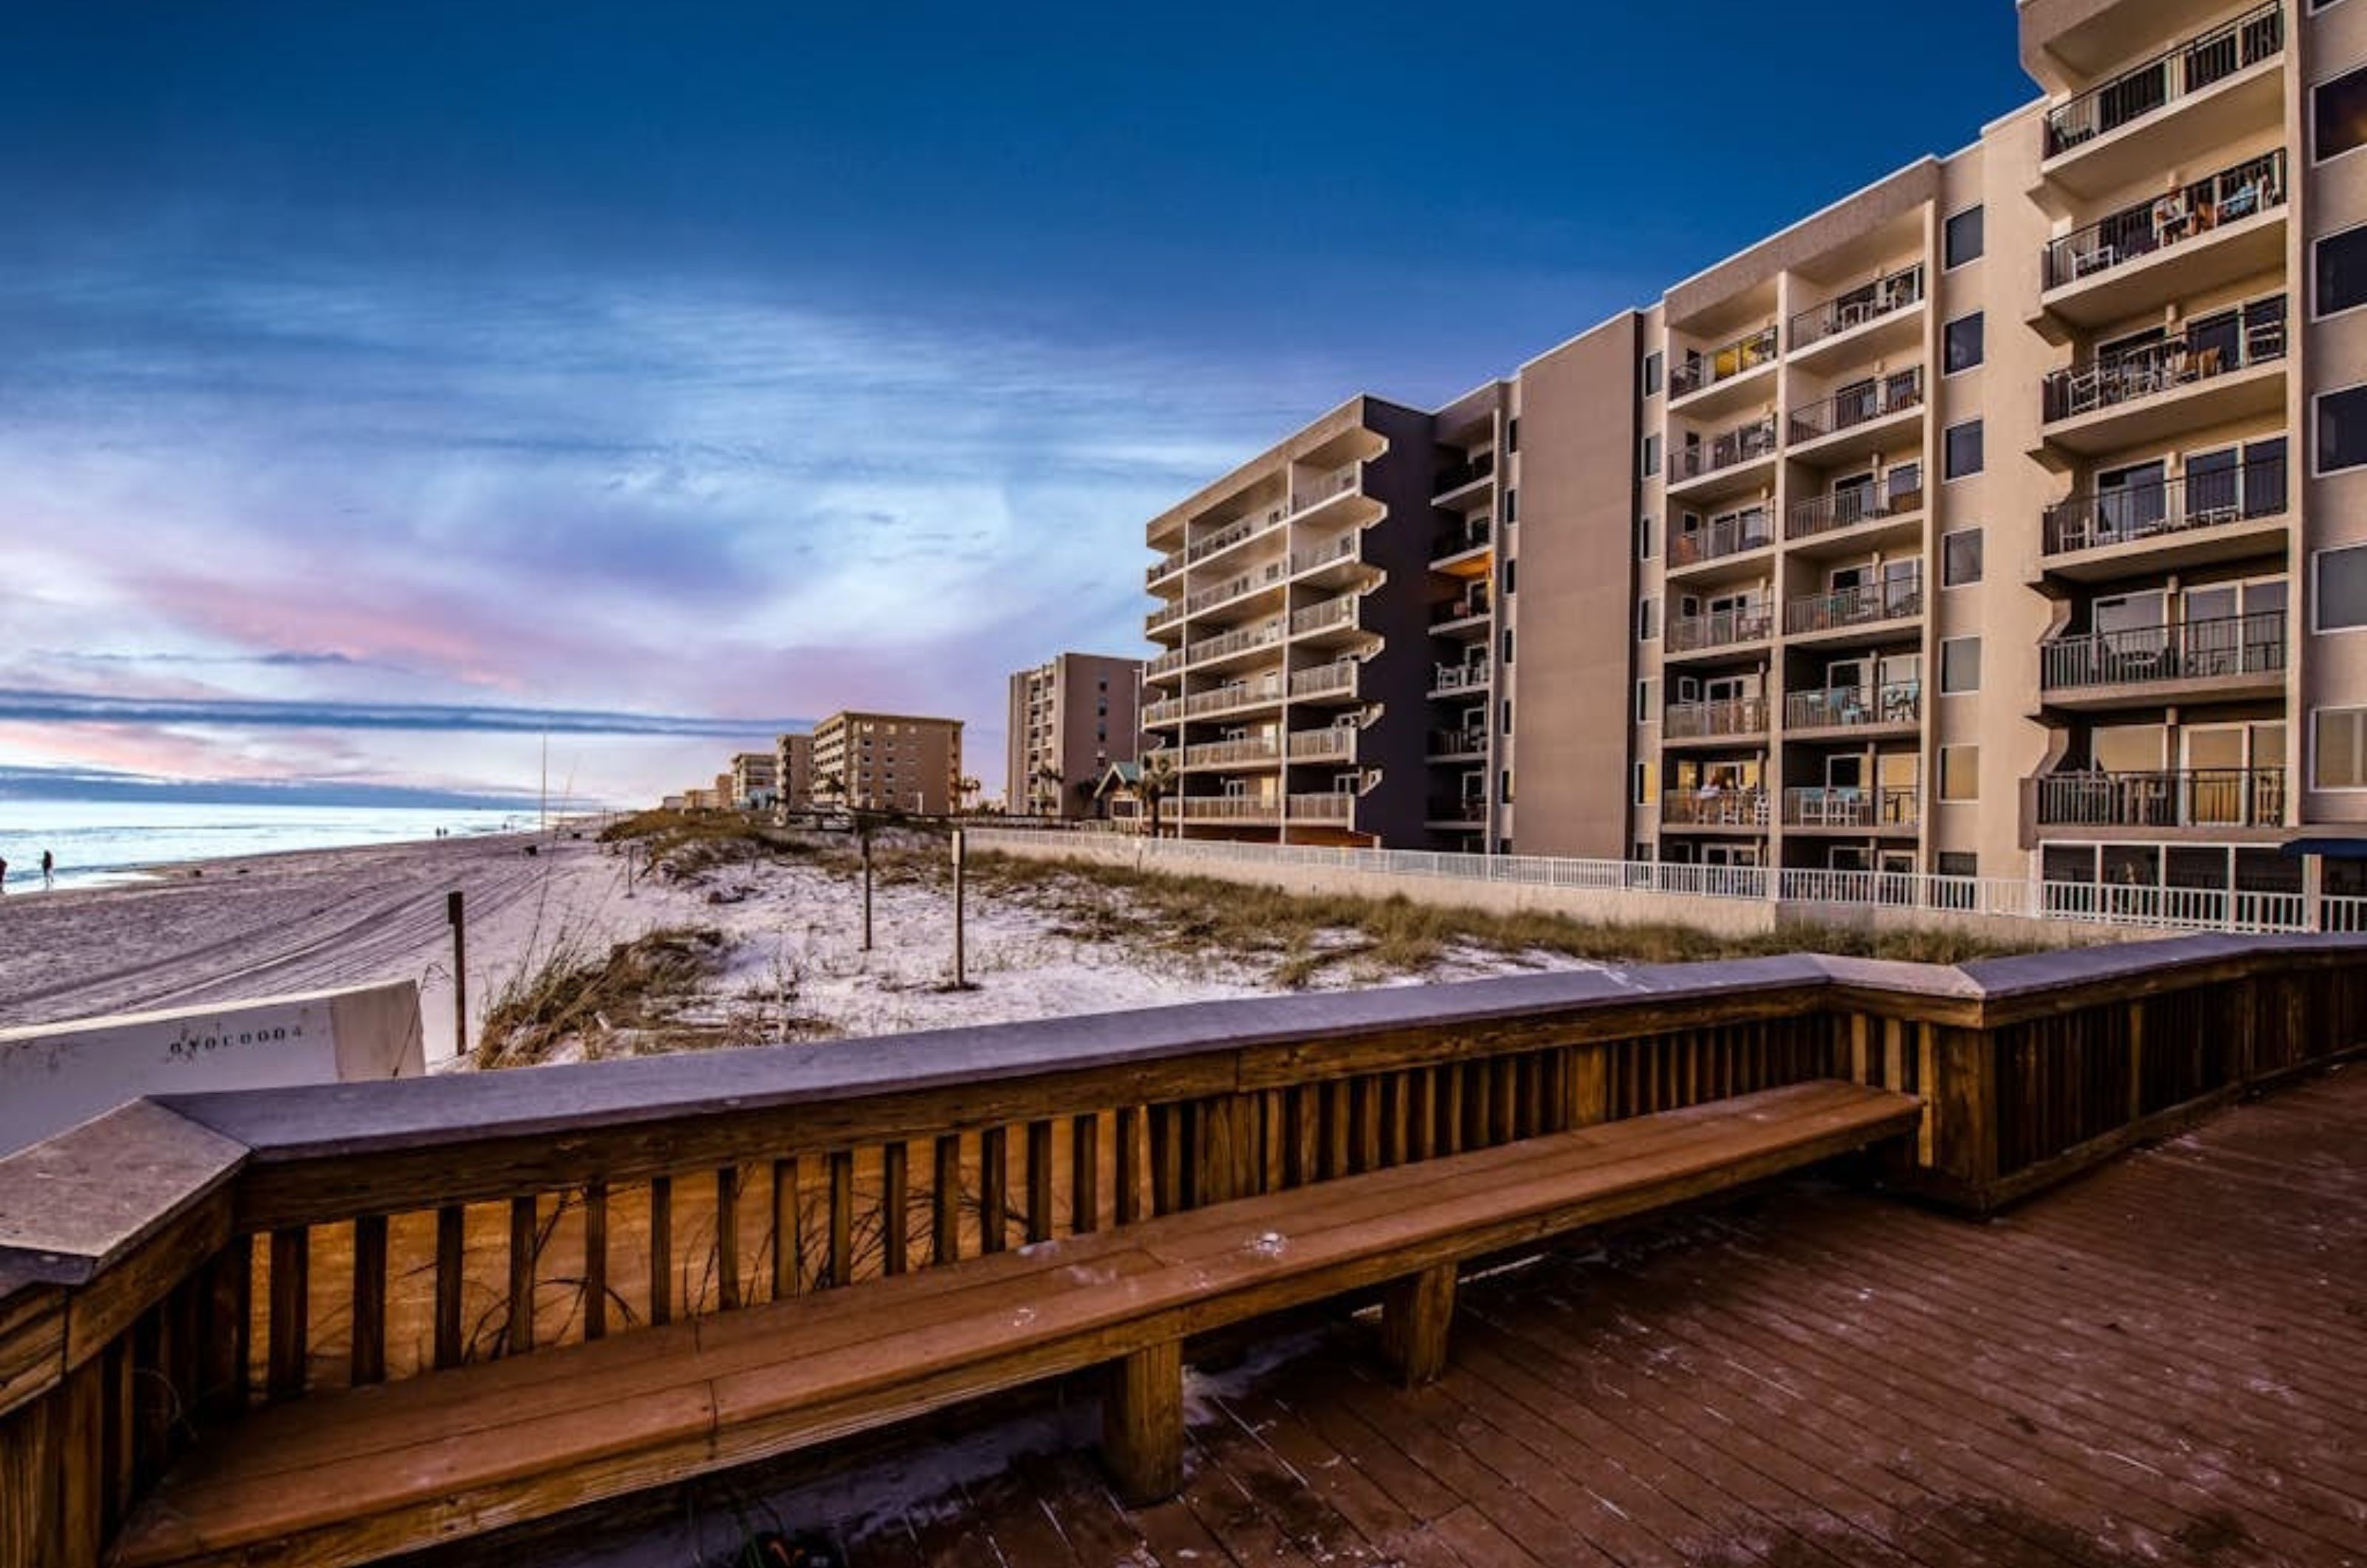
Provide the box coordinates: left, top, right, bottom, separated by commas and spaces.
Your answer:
1007, 652, 1144, 818
807, 711, 965, 817
1139, 0, 2367, 913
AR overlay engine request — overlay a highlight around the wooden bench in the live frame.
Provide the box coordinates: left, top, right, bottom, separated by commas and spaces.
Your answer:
111, 1079, 1917, 1568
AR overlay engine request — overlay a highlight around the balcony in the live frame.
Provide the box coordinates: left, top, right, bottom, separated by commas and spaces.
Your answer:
1143, 697, 1185, 726
1785, 682, 1922, 734
1430, 662, 1490, 698
1179, 796, 1281, 822
1148, 601, 1186, 634
2033, 767, 2285, 829
1428, 728, 1488, 761
1182, 737, 1281, 770
1783, 572, 1923, 639
1147, 546, 1188, 586
1668, 325, 1780, 409
1668, 507, 1774, 571
1666, 604, 1774, 655
1783, 786, 1919, 832
1787, 369, 1925, 461
1146, 647, 1186, 680
1184, 558, 1290, 618
1789, 265, 1925, 358
1289, 595, 1363, 644
1664, 697, 1769, 742
1289, 792, 1355, 823
2041, 300, 2286, 455
2039, 150, 2287, 327
1430, 592, 1492, 633
1432, 518, 1493, 566
1661, 788, 1770, 828
1424, 799, 1488, 827
2039, 611, 2286, 706
1289, 726, 1358, 762
1289, 465, 1363, 518
1186, 620, 1284, 669
1431, 451, 1496, 504
2041, 455, 2286, 569
1289, 661, 1360, 701
1290, 533, 1363, 580
1787, 481, 1924, 545
1183, 677, 1285, 718
2042, 3, 2284, 197
1668, 416, 1779, 495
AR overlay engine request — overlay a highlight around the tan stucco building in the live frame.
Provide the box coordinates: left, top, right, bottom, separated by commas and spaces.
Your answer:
808, 712, 965, 817
1007, 652, 1144, 818
772, 731, 814, 815
1143, 0, 2367, 908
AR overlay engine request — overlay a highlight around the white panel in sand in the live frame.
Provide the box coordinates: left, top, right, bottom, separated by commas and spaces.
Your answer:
0, 981, 425, 1157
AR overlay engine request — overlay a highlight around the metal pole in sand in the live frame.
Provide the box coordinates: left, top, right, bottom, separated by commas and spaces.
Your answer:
952, 828, 967, 988
447, 891, 467, 1058
861, 828, 874, 953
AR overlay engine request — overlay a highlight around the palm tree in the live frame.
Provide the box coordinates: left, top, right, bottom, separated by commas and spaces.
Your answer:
1031, 764, 1065, 818
1137, 751, 1178, 839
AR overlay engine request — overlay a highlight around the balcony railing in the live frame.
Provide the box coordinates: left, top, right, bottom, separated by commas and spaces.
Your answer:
1783, 786, 1919, 831
1183, 737, 1280, 769
1428, 729, 1488, 760
1431, 451, 1496, 498
2043, 149, 2286, 291
1186, 621, 1284, 666
1289, 661, 1358, 699
1789, 479, 1922, 541
1289, 467, 1361, 515
1664, 698, 1769, 740
1180, 796, 1280, 822
1785, 681, 1922, 731
1431, 663, 1490, 697
2043, 2, 2283, 158
2040, 611, 2287, 692
1147, 547, 1188, 585
1789, 263, 1925, 351
1292, 595, 1360, 635
1183, 677, 1285, 718
1186, 509, 1278, 568
1425, 799, 1488, 825
2042, 454, 2286, 555
2044, 299, 2286, 423
1144, 698, 1185, 726
1789, 368, 1924, 446
1289, 793, 1355, 822
1146, 648, 1186, 679
1669, 417, 1779, 484
1184, 558, 1289, 615
1669, 507, 1774, 568
1149, 601, 1186, 632
1430, 593, 1492, 626
1290, 534, 1360, 575
1666, 604, 1775, 653
1784, 572, 1924, 636
1661, 789, 1770, 828
1668, 325, 1780, 399
2034, 767, 2285, 828
1434, 518, 1493, 561
1289, 726, 1358, 761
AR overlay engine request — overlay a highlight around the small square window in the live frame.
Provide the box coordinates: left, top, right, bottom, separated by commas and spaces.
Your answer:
1940, 746, 1979, 802
2314, 708, 2367, 788
2317, 543, 2367, 630
1945, 420, 1985, 480
1633, 842, 1655, 863
1944, 312, 1984, 374
1642, 352, 1664, 398
2317, 385, 2367, 473
1941, 636, 1982, 694
1942, 527, 1984, 587
2316, 64, 2367, 163
1944, 206, 1985, 268
2318, 226, 2367, 318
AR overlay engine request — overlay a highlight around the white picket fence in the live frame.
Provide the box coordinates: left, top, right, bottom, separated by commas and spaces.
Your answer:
968, 827, 2366, 936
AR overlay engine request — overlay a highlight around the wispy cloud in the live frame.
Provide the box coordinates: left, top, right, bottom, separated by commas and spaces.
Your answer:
0, 688, 808, 739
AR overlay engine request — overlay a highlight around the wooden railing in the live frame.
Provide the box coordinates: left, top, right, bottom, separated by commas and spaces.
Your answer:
4, 936, 2364, 1566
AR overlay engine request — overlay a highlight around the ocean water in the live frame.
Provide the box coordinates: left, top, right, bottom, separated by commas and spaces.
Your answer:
0, 802, 534, 893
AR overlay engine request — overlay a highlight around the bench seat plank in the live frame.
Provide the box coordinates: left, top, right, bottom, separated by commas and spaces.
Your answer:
112, 1080, 1917, 1568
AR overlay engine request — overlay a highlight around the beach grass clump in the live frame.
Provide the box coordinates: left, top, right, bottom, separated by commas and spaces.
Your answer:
475, 925, 735, 1068
598, 808, 828, 879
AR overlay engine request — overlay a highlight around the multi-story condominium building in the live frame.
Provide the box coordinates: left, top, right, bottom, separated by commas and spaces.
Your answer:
1138, 0, 2367, 909
773, 731, 814, 814
728, 751, 779, 810
1007, 652, 1145, 818
808, 711, 965, 816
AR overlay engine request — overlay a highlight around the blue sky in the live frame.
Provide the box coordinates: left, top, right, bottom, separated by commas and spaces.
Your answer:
0, 1, 2034, 805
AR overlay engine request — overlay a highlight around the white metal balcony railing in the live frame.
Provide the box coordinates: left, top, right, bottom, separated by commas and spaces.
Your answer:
1180, 796, 1280, 822
1666, 604, 1775, 653
1291, 595, 1360, 635
2043, 149, 2286, 291
1788, 263, 1925, 352
1663, 698, 1769, 740
1288, 793, 1355, 822
1183, 558, 1290, 618
1430, 663, 1490, 697
1146, 648, 1187, 680
1290, 466, 1361, 515
1783, 572, 1923, 637
1289, 727, 1358, 761
1289, 661, 1359, 699
2043, 297, 2286, 423
1668, 416, 1779, 484
1290, 534, 1361, 575
1668, 325, 1780, 399
1182, 677, 1286, 718
1186, 620, 1284, 666
2040, 611, 2286, 692
1783, 786, 1919, 831
2042, 2, 2283, 158
1148, 601, 1186, 633
1143, 697, 1185, 726
1183, 737, 1281, 769
1661, 789, 1771, 828
1785, 681, 1923, 731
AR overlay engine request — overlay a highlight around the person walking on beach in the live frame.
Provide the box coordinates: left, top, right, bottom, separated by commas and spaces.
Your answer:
0, 855, 9, 893
40, 851, 53, 891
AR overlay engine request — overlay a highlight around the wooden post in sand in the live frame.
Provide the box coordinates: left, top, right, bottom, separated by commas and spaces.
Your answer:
952, 829, 967, 988
446, 891, 467, 1057
860, 829, 874, 953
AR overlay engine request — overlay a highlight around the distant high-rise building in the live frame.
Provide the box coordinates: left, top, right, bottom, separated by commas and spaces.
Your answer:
729, 751, 779, 810
808, 712, 965, 816
1007, 652, 1145, 818
774, 731, 814, 815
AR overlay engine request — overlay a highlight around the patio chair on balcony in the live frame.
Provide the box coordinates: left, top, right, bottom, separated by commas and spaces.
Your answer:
2072, 245, 2118, 281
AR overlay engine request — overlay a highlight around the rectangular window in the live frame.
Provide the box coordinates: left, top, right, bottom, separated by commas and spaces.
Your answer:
1502, 558, 1516, 595
2316, 64, 2367, 163
2317, 543, 2367, 630
1942, 527, 1984, 587
2317, 384, 2367, 473
1634, 842, 1655, 863
2314, 708, 2367, 788
1636, 516, 1656, 560
1635, 679, 1657, 723
1937, 851, 1977, 878
1945, 420, 1984, 480
1502, 699, 1513, 734
1502, 627, 1514, 665
1944, 206, 1985, 268
1632, 762, 1654, 806
1499, 770, 1513, 805
2318, 225, 2367, 318
1638, 598, 1659, 641
1942, 636, 1982, 694
1503, 487, 1517, 525
1940, 746, 1979, 802
1944, 312, 1985, 374
1642, 351, 1664, 398
1641, 433, 1661, 476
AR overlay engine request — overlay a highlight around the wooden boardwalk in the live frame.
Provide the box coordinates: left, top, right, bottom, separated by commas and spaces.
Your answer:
524, 1069, 2367, 1567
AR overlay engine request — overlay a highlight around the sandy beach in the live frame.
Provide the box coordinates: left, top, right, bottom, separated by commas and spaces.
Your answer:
0, 824, 1599, 1069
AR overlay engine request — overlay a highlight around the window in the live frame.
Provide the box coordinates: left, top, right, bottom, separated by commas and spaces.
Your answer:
2317, 543, 2367, 630
1507, 417, 1519, 453
1502, 558, 1516, 595
1944, 420, 1984, 480
1940, 746, 1979, 802
1636, 679, 1658, 723
1941, 636, 1982, 694
1502, 698, 1513, 734
2317, 384, 2367, 473
1500, 770, 1514, 805
1634, 842, 1655, 863
1502, 627, 1514, 665
1642, 352, 1664, 398
1638, 598, 1659, 641
2317, 225, 2367, 318
1944, 312, 1985, 374
1944, 206, 1985, 268
1636, 516, 1656, 560
1633, 763, 1655, 806
1942, 527, 1985, 587
2314, 708, 2367, 788
1937, 851, 1977, 879
1641, 434, 1662, 476
1503, 487, 1517, 525
2315, 64, 2367, 163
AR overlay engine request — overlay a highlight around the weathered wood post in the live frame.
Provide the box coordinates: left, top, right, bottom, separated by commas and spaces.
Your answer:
447, 891, 467, 1058
860, 828, 874, 953
952, 828, 967, 988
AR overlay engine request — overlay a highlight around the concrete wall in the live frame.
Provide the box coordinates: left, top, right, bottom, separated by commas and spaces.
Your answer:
0, 980, 425, 1158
